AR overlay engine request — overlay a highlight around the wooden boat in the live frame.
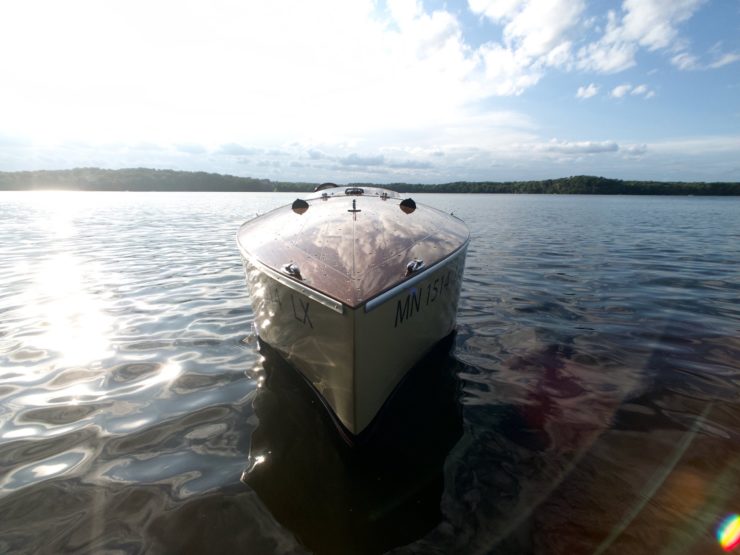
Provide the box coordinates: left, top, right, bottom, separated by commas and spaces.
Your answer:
236, 184, 469, 438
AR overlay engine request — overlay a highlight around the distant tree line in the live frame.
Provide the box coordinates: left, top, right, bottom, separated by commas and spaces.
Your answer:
1, 168, 739, 195
0, 168, 312, 192
372, 175, 740, 195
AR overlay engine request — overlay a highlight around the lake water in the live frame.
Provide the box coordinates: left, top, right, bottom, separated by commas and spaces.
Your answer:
1, 191, 738, 554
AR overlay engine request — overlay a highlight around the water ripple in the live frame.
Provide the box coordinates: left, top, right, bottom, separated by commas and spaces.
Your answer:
0, 192, 738, 554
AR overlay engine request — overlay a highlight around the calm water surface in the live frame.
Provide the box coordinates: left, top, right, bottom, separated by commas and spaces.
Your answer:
0, 192, 738, 554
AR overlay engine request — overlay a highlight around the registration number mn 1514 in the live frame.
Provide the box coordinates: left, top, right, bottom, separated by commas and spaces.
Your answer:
394, 269, 454, 328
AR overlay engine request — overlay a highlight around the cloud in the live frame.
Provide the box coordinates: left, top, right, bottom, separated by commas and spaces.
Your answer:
499, 0, 585, 60
576, 83, 599, 98
307, 149, 327, 160
630, 84, 654, 97
470, 0, 585, 94
294, 145, 438, 172
3, 133, 739, 183
709, 52, 740, 69
387, 159, 433, 169
622, 144, 648, 157
477, 43, 543, 95
338, 153, 386, 167
577, 39, 638, 73
335, 152, 432, 170
175, 143, 207, 154
467, 0, 522, 22
649, 135, 740, 155
577, 0, 705, 73
615, 0, 703, 51
389, 0, 462, 59
216, 143, 260, 156
671, 52, 700, 70
470, 0, 585, 60
671, 48, 740, 70
611, 84, 632, 98
542, 139, 619, 154
128, 142, 166, 152
609, 83, 654, 98
2, 0, 507, 143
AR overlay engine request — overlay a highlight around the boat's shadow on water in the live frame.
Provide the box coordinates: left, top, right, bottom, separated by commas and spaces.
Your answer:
242, 334, 464, 555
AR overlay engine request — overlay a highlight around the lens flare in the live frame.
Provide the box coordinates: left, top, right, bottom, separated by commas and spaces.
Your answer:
718, 514, 740, 551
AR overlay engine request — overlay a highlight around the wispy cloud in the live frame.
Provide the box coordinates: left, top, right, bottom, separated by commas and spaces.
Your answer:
672, 49, 740, 70
671, 52, 700, 70
611, 83, 654, 98
577, 37, 638, 73
709, 52, 740, 69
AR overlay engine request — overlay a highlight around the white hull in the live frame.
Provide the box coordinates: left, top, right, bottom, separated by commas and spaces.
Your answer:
242, 246, 467, 436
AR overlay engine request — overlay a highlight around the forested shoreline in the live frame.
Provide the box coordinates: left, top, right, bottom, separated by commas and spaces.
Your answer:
1, 168, 739, 195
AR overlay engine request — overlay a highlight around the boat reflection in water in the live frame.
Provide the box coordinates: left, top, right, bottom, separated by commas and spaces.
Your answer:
242, 334, 463, 555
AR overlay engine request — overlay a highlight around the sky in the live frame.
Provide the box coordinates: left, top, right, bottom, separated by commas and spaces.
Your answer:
0, 0, 739, 184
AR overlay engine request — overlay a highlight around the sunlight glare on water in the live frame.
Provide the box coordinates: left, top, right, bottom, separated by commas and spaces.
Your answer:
23, 253, 113, 368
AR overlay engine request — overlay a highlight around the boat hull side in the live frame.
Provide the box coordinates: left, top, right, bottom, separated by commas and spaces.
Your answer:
353, 246, 468, 433
242, 257, 356, 431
